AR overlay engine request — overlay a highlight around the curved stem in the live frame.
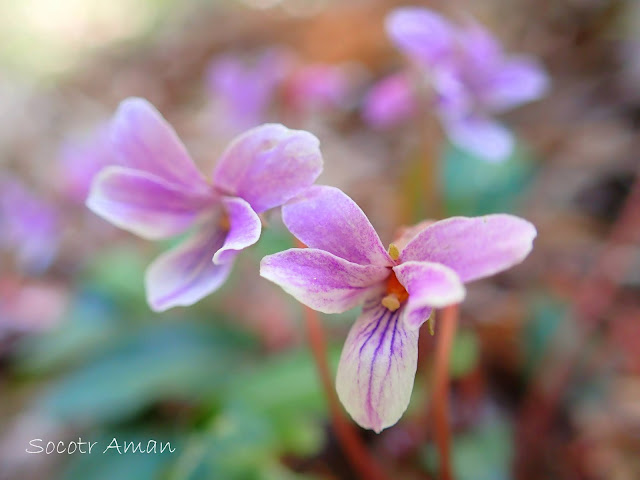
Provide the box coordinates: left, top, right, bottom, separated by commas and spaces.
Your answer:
431, 304, 459, 480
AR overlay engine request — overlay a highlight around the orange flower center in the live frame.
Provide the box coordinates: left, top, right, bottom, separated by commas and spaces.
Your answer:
381, 270, 409, 312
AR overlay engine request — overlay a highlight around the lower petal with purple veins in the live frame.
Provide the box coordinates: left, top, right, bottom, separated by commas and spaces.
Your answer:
336, 303, 419, 433
145, 222, 232, 311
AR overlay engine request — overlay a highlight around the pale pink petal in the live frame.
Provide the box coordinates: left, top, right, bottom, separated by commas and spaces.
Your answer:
145, 224, 231, 311
385, 7, 456, 65
482, 56, 550, 112
110, 97, 211, 194
86, 166, 217, 240
400, 215, 537, 283
336, 302, 419, 433
212, 196, 262, 265
393, 261, 465, 329
282, 186, 392, 267
260, 248, 389, 314
212, 124, 323, 213
442, 114, 514, 162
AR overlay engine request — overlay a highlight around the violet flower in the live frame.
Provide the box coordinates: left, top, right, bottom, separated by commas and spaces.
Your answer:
285, 64, 352, 114
87, 97, 322, 312
260, 186, 536, 432
373, 7, 549, 161
206, 49, 292, 131
0, 177, 61, 274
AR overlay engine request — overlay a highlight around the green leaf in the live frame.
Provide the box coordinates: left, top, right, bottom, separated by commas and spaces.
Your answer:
38, 322, 255, 423
441, 142, 537, 216
449, 329, 480, 379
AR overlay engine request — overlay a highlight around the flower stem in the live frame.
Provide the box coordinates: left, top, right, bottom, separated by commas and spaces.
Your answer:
431, 304, 459, 480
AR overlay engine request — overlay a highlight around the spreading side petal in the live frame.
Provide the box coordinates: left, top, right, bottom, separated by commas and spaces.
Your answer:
260, 248, 389, 314
400, 215, 537, 283
393, 261, 465, 329
482, 56, 550, 112
145, 223, 232, 311
110, 97, 211, 194
212, 124, 323, 213
86, 166, 217, 240
385, 7, 456, 65
282, 186, 392, 267
212, 196, 262, 265
441, 113, 514, 163
336, 302, 419, 433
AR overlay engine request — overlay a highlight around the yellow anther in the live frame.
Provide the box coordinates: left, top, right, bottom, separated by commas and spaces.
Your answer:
388, 243, 400, 260
381, 294, 401, 312
428, 313, 436, 336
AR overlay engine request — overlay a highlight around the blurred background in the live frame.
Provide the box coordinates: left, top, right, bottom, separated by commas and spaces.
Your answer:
1, 0, 639, 479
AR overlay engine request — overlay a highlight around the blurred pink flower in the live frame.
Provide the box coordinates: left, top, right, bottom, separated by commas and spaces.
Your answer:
367, 7, 549, 162
206, 48, 292, 131
285, 63, 352, 114
87, 98, 323, 311
0, 176, 61, 274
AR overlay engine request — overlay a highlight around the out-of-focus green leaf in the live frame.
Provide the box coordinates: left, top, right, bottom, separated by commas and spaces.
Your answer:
38, 322, 255, 423
83, 245, 148, 306
252, 223, 295, 258
169, 403, 317, 480
225, 347, 339, 417
522, 296, 568, 375
15, 291, 120, 373
441, 142, 537, 216
449, 329, 480, 379
61, 430, 177, 480
421, 418, 513, 480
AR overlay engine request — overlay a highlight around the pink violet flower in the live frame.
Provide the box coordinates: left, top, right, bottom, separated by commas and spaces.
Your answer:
362, 71, 417, 130
368, 6, 549, 162
86, 97, 323, 312
0, 176, 61, 274
260, 186, 536, 432
206, 49, 293, 131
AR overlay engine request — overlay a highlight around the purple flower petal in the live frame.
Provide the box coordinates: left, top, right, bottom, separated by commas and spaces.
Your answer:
441, 113, 514, 162
282, 186, 392, 267
481, 56, 550, 112
206, 49, 291, 130
212, 124, 323, 213
212, 196, 262, 265
145, 223, 232, 311
110, 98, 211, 194
400, 215, 537, 283
385, 7, 456, 65
336, 302, 419, 433
86, 166, 218, 240
393, 261, 465, 329
260, 248, 389, 314
362, 72, 417, 129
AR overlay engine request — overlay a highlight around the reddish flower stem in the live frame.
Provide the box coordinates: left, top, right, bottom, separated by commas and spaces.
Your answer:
515, 163, 640, 476
295, 241, 391, 480
431, 304, 459, 480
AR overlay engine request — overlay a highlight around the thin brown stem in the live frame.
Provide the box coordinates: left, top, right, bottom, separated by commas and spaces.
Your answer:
431, 304, 459, 480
